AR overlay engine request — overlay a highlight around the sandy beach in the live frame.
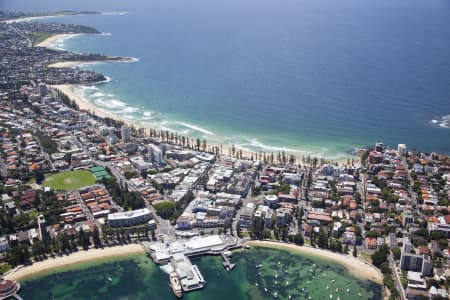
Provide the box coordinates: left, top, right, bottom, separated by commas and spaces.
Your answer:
3, 244, 145, 281
36, 33, 82, 48
247, 240, 383, 284
55, 83, 347, 162
48, 61, 101, 68
53, 84, 138, 127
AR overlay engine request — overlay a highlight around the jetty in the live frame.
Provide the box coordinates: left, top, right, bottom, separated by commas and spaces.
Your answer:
221, 251, 236, 271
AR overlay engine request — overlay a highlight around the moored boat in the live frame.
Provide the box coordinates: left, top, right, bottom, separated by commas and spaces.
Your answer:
169, 272, 183, 298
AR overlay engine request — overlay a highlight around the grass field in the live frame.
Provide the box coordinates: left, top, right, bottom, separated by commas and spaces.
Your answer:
42, 170, 96, 191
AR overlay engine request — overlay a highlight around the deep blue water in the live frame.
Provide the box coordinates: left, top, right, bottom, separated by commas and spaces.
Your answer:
2, 0, 450, 158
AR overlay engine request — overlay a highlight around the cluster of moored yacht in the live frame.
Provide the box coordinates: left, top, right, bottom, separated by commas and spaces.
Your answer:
254, 262, 364, 299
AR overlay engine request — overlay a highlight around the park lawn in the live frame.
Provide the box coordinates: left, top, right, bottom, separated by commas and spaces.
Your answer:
42, 170, 96, 191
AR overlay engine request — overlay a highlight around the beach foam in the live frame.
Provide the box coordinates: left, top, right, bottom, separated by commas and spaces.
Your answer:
95, 98, 127, 108
177, 122, 214, 135
47, 34, 83, 50
245, 138, 308, 154
92, 92, 106, 98
99, 76, 112, 83
101, 11, 129, 16
118, 107, 139, 113
121, 57, 140, 63
430, 115, 450, 129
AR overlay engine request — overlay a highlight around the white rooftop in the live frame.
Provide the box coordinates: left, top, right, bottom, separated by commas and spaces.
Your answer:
108, 208, 150, 221
185, 235, 224, 251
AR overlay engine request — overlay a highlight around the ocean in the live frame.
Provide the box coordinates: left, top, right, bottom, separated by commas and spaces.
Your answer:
19, 247, 382, 300
1, 0, 449, 158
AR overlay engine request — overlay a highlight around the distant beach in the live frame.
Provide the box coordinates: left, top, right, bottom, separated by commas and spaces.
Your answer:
3, 244, 145, 281
247, 241, 383, 285
36, 33, 82, 48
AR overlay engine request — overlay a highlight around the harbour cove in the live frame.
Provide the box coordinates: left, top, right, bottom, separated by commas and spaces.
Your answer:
17, 246, 382, 300
17, 0, 450, 160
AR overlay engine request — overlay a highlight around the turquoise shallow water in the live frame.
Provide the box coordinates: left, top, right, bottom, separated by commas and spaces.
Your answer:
19, 247, 381, 300
2, 0, 450, 158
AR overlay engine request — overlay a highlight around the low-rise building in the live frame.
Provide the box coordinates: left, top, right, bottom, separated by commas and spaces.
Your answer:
108, 208, 151, 227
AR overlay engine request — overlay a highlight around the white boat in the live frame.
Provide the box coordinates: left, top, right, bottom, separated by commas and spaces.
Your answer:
346, 288, 350, 293
169, 272, 183, 298
264, 288, 268, 292
108, 277, 112, 282
256, 264, 263, 268
288, 295, 291, 299
330, 295, 333, 299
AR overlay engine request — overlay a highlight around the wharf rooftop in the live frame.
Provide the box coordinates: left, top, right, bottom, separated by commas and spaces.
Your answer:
145, 234, 240, 264
145, 234, 239, 297
170, 252, 206, 292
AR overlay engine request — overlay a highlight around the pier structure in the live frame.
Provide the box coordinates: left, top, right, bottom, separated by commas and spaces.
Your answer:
144, 235, 241, 264
221, 251, 235, 271
144, 234, 241, 297
171, 253, 206, 293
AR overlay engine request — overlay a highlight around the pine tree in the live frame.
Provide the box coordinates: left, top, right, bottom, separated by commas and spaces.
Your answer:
93, 227, 101, 248
236, 222, 242, 238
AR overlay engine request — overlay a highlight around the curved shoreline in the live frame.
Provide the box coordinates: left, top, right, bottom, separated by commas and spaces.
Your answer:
37, 30, 354, 162
36, 33, 82, 48
3, 241, 383, 286
3, 244, 145, 281
247, 240, 383, 285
